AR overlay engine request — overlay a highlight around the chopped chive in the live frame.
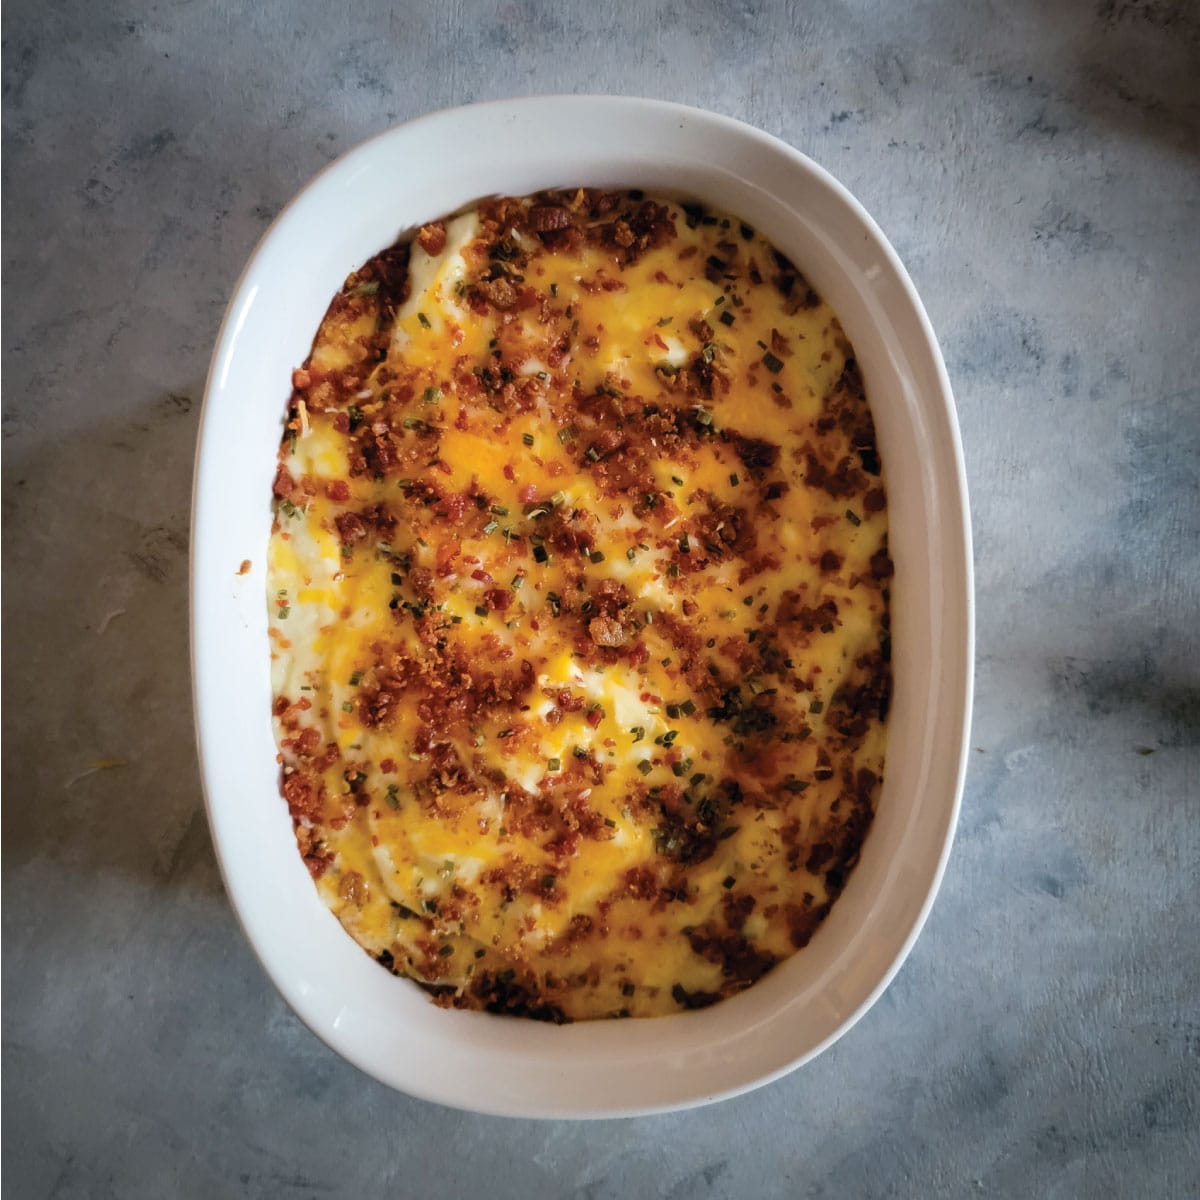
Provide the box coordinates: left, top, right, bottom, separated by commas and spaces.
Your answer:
671, 761, 686, 777
341, 701, 353, 713
719, 310, 735, 327
533, 544, 549, 564
666, 704, 681, 719
626, 548, 637, 562
522, 432, 535, 446
438, 944, 453, 957
637, 760, 653, 776
349, 672, 362, 686
511, 574, 524, 591
667, 563, 679, 578
722, 875, 736, 889
680, 699, 696, 716
631, 726, 645, 743
547, 757, 561, 772
483, 520, 498, 534
589, 550, 605, 564
537, 370, 549, 381
385, 785, 400, 809
558, 425, 577, 444
541, 874, 556, 890
762, 351, 784, 373
679, 533, 690, 553
277, 606, 290, 619
422, 386, 442, 403
604, 817, 617, 828
550, 282, 558, 297
550, 490, 566, 507
584, 445, 601, 463
809, 700, 824, 714
497, 729, 514, 739
695, 408, 713, 426
657, 316, 672, 327
662, 730, 678, 746
490, 504, 509, 516
846, 509, 862, 526
417, 311, 431, 329
474, 605, 489, 617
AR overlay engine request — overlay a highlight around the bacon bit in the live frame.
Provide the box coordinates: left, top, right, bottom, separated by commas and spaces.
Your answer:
325, 479, 351, 502
626, 641, 649, 667
471, 568, 495, 583
334, 511, 368, 544
236, 559, 251, 576
529, 204, 572, 232
303, 852, 332, 881
484, 588, 512, 612
503, 464, 516, 482
588, 615, 628, 648
292, 367, 311, 389
518, 482, 537, 503
272, 464, 297, 499
585, 708, 603, 728
338, 871, 368, 906
418, 221, 447, 255
436, 540, 460, 576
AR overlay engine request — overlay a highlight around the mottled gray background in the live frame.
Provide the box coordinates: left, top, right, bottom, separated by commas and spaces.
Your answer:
3, 0, 1198, 1196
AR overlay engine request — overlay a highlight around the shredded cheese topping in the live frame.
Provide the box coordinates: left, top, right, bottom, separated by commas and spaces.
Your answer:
268, 190, 892, 1021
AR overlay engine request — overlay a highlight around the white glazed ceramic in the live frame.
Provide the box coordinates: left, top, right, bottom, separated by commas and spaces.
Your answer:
191, 96, 973, 1118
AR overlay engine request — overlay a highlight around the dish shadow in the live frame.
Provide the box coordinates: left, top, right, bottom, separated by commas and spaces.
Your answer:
1, 387, 227, 907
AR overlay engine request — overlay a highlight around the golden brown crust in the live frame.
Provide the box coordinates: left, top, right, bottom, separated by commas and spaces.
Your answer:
267, 189, 891, 1021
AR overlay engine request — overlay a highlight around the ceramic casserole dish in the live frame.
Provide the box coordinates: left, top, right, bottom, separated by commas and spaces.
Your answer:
191, 95, 973, 1117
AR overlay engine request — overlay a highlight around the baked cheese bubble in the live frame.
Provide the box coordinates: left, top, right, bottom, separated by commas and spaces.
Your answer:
267, 191, 892, 1021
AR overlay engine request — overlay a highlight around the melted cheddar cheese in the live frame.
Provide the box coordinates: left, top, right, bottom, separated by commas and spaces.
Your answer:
268, 190, 891, 1021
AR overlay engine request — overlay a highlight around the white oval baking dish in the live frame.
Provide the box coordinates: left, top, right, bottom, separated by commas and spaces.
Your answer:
191, 95, 973, 1118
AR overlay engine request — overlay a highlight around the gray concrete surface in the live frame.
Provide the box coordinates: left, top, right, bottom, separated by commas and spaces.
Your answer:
3, 1, 1198, 1196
